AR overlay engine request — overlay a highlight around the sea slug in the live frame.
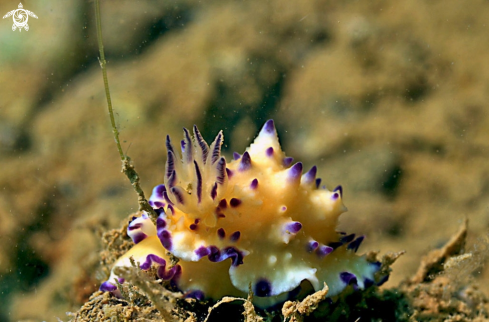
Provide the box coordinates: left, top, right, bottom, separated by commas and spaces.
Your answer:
100, 120, 383, 307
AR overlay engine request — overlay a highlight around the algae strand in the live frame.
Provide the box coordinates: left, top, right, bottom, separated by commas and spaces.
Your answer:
94, 0, 157, 222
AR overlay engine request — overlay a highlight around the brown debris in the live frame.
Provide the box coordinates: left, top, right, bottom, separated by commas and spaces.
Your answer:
115, 266, 184, 321
203, 288, 263, 322
68, 291, 162, 321
370, 250, 406, 285
410, 218, 468, 285
282, 283, 329, 322
401, 219, 489, 321
405, 277, 488, 321
68, 265, 191, 322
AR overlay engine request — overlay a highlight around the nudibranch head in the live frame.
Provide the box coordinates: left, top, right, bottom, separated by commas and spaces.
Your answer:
101, 120, 383, 307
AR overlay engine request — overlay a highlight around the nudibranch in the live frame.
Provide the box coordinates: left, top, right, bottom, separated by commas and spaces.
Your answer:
101, 120, 383, 307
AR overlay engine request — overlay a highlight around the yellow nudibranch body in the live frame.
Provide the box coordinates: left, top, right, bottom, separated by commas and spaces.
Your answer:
101, 120, 382, 307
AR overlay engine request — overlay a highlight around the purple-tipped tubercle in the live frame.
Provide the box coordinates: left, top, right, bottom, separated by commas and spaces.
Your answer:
334, 185, 343, 197
219, 199, 227, 208
100, 281, 117, 292
226, 168, 234, 179
266, 147, 274, 157
230, 231, 241, 242
303, 166, 317, 184
317, 245, 333, 257
315, 178, 322, 189
233, 152, 241, 160
283, 157, 294, 167
263, 119, 275, 135
217, 228, 225, 239
340, 272, 358, 286
347, 236, 364, 252
284, 221, 302, 234
307, 240, 319, 252
230, 198, 242, 207
239, 152, 252, 171
288, 162, 303, 181
254, 278, 272, 297
250, 178, 259, 189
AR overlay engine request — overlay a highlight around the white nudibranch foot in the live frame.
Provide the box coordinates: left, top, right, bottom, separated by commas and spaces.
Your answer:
100, 120, 385, 307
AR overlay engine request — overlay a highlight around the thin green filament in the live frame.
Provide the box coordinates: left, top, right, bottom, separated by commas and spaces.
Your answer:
93, 0, 157, 221
94, 0, 124, 160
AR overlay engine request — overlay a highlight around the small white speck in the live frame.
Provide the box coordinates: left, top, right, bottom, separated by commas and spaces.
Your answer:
269, 255, 277, 265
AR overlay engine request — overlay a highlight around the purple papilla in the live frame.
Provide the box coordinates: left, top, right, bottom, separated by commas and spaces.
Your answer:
131, 232, 147, 244
288, 162, 303, 181
100, 281, 117, 292
340, 272, 358, 286
239, 152, 252, 171
254, 278, 272, 297
230, 231, 241, 242
284, 221, 302, 234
